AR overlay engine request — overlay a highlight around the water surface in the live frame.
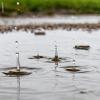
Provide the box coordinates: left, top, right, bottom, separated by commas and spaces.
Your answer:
1, 15, 100, 25
0, 29, 100, 100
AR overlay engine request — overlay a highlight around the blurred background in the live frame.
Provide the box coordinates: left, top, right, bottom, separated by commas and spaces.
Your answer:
0, 0, 100, 17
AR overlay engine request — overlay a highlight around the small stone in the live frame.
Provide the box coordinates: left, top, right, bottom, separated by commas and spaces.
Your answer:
65, 67, 80, 72
74, 45, 90, 50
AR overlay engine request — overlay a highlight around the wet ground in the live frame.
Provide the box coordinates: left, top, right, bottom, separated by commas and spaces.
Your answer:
1, 15, 100, 33
0, 16, 100, 100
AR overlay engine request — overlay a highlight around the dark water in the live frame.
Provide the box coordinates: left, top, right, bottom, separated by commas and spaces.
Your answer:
0, 29, 100, 100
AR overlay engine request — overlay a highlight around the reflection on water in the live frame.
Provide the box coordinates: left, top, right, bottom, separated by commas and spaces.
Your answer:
54, 61, 59, 72
17, 77, 20, 100
0, 29, 100, 100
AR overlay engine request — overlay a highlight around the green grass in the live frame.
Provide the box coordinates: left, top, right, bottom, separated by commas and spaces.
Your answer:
0, 0, 100, 16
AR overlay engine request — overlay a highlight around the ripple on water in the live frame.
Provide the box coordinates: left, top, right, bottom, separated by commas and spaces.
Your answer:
0, 28, 100, 100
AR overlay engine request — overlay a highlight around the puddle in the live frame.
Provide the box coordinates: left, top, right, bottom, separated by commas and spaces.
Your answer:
1, 15, 100, 25
0, 21, 100, 100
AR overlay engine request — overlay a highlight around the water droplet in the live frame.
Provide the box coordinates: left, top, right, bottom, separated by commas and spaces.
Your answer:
15, 26, 17, 30
17, 2, 20, 5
